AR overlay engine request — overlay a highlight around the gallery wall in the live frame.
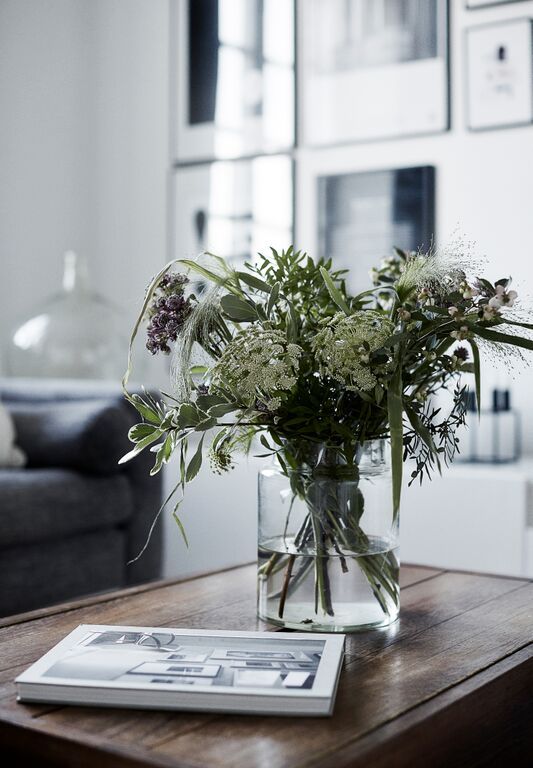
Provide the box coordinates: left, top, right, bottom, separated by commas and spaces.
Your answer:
164, 0, 533, 580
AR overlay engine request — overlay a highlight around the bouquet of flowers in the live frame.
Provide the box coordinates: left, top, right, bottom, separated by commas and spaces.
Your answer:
122, 246, 532, 629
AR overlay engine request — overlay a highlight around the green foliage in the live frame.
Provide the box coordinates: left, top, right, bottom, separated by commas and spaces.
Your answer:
121, 245, 533, 551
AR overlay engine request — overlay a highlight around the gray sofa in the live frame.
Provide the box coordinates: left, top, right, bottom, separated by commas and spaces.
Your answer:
0, 379, 163, 617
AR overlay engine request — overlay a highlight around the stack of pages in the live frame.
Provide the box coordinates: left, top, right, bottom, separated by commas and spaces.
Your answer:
16, 625, 345, 716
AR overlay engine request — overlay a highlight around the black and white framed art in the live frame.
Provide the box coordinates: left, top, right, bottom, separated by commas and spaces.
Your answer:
174, 0, 295, 162
298, 0, 449, 146
316, 166, 435, 292
466, 19, 533, 131
172, 155, 293, 268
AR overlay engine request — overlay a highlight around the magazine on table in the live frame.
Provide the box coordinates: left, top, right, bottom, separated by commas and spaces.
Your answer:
16, 625, 345, 716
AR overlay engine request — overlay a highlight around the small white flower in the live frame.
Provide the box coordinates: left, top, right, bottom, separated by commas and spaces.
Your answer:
488, 296, 502, 309
507, 290, 518, 306
483, 304, 499, 321
451, 325, 470, 341
448, 306, 460, 317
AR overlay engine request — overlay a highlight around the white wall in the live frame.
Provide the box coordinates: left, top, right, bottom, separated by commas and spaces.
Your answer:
0, 0, 169, 382
297, 0, 533, 451
0, 0, 93, 359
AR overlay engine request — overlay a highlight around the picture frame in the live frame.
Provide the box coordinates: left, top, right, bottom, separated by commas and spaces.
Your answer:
298, 0, 450, 147
171, 155, 294, 270
466, 19, 533, 131
297, 157, 435, 293
173, 0, 295, 162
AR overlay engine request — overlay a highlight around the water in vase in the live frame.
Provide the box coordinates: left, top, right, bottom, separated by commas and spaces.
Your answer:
257, 535, 400, 632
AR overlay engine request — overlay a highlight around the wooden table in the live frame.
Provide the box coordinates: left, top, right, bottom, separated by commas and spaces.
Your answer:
1, 564, 532, 767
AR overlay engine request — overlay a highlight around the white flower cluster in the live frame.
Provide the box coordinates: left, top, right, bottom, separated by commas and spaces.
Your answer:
211, 326, 302, 411
312, 311, 393, 392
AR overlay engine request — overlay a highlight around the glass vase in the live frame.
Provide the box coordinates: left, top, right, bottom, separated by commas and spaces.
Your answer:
7, 251, 128, 380
257, 440, 399, 632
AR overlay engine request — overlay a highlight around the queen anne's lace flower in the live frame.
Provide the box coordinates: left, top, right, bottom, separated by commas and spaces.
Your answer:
312, 311, 393, 392
211, 327, 302, 411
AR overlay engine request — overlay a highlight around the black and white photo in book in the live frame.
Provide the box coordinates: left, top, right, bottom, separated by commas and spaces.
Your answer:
172, 155, 293, 273
317, 166, 435, 292
173, 0, 294, 161
466, 19, 533, 131
298, 0, 449, 146
466, 1, 530, 9
15, 626, 345, 716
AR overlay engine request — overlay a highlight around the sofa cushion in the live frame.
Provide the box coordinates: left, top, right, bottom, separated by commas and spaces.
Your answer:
0, 468, 132, 548
7, 399, 133, 476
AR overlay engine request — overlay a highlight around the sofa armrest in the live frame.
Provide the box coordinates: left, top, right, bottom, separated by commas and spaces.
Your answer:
8, 399, 133, 476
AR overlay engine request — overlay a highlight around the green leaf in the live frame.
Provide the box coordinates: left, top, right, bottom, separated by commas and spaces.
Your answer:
196, 394, 227, 411
150, 434, 174, 476
319, 267, 350, 314
235, 271, 271, 293
404, 404, 440, 470
267, 282, 280, 317
220, 294, 258, 322
387, 367, 403, 522
208, 402, 239, 418
493, 317, 533, 331
186, 436, 204, 481
119, 430, 163, 464
473, 324, 533, 352
128, 394, 162, 425
172, 503, 189, 548
176, 402, 201, 428
176, 258, 240, 295
470, 338, 482, 419
195, 417, 218, 431
128, 423, 159, 442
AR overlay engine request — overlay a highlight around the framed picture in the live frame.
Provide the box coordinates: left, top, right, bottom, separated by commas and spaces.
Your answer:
172, 155, 293, 270
173, 0, 295, 162
314, 166, 435, 292
298, 0, 449, 146
466, 1, 529, 9
466, 19, 533, 131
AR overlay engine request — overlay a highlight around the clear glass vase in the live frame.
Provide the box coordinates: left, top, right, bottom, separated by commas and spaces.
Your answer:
7, 251, 128, 380
257, 440, 399, 632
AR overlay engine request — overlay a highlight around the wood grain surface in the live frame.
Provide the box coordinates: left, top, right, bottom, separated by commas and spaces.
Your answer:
0, 564, 531, 768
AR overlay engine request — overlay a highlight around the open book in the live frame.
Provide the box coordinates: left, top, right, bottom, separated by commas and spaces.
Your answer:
16, 625, 345, 716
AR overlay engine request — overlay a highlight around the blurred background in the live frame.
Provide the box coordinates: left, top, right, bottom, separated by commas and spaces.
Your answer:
1, 0, 533, 614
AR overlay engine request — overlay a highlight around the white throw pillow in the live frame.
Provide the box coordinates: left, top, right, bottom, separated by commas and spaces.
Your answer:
0, 401, 26, 468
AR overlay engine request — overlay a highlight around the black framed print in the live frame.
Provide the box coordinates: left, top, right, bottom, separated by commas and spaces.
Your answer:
172, 155, 293, 269
298, 0, 449, 147
466, 19, 533, 131
316, 166, 435, 292
174, 0, 295, 162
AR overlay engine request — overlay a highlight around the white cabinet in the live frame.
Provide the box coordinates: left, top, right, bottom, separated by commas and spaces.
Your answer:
401, 459, 533, 578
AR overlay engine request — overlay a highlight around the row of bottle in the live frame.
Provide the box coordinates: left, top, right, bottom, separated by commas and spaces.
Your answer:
457, 388, 520, 464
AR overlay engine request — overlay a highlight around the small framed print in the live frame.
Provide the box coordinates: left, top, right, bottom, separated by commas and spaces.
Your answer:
298, 0, 449, 146
314, 165, 435, 293
466, 19, 533, 131
173, 0, 295, 162
172, 155, 293, 270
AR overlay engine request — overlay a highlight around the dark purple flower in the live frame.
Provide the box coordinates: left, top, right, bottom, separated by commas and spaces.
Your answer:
145, 272, 193, 355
